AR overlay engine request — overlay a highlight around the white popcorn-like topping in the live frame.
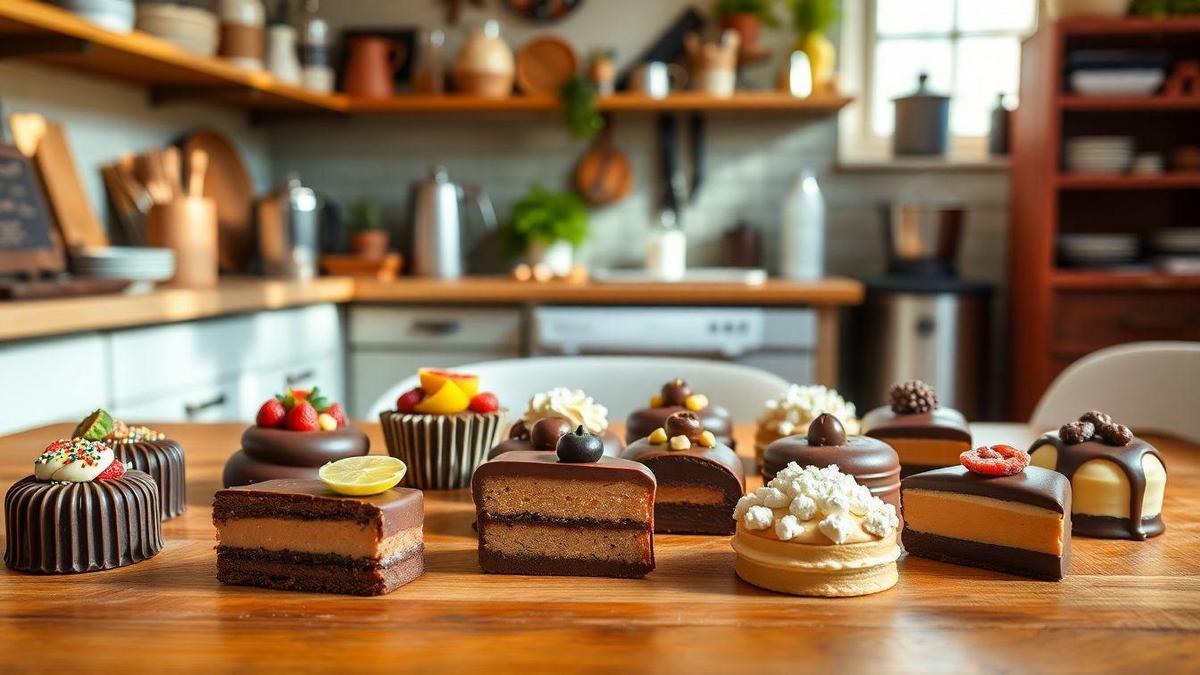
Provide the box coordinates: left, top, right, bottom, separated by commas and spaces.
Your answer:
732, 462, 898, 543
523, 388, 609, 434
758, 385, 860, 436
743, 505, 775, 531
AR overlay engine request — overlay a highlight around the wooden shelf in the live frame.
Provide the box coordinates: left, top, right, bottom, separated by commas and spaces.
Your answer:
1057, 172, 1200, 189
1059, 95, 1200, 111
1058, 16, 1200, 35
279, 92, 854, 115
1052, 270, 1200, 290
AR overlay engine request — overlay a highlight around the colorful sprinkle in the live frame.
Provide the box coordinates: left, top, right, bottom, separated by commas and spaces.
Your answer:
36, 438, 112, 468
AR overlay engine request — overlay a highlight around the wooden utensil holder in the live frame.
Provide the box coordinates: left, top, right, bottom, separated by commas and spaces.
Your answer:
147, 196, 218, 289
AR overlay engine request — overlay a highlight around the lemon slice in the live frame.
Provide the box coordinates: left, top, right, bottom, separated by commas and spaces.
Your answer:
319, 456, 407, 496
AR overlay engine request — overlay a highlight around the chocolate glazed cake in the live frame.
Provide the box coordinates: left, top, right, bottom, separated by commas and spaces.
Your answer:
213, 479, 425, 596
111, 435, 186, 520
863, 381, 971, 477
473, 430, 656, 578
763, 414, 901, 513
622, 411, 745, 535
1029, 412, 1166, 540
223, 427, 370, 488
626, 379, 734, 448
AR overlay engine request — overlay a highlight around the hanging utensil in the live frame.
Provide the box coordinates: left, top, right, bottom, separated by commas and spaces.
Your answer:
574, 114, 633, 206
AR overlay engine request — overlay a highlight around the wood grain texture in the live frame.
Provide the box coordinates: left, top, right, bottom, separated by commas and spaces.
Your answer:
1, 422, 1196, 673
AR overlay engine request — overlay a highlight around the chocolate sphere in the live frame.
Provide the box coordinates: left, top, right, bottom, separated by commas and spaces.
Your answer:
806, 413, 847, 447
660, 379, 692, 407
665, 411, 702, 440
530, 417, 572, 451
508, 421, 530, 441
557, 426, 605, 463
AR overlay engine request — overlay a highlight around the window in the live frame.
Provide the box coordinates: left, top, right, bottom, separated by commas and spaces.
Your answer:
841, 0, 1038, 160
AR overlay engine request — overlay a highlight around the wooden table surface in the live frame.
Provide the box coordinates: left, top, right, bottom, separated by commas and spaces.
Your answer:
0, 422, 1196, 673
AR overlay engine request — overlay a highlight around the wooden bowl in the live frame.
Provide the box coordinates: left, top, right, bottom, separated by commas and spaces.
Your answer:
515, 36, 578, 95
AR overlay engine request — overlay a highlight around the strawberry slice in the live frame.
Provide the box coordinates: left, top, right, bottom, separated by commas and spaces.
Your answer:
96, 458, 126, 481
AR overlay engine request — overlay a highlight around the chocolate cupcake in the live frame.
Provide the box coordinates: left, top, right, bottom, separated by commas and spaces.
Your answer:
626, 379, 734, 448
762, 413, 901, 513
5, 438, 162, 573
225, 387, 369, 488
72, 411, 186, 521
490, 387, 623, 460
380, 368, 506, 490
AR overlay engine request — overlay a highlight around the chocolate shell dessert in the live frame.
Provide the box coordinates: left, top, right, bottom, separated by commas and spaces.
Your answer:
73, 410, 186, 521
626, 378, 734, 448
622, 411, 745, 535
755, 384, 860, 471
5, 438, 163, 573
862, 380, 971, 477
490, 387, 623, 460
762, 413, 901, 513
1028, 412, 1166, 540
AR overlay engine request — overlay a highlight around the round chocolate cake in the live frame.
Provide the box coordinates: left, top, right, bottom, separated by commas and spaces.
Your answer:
625, 379, 734, 448
490, 387, 623, 460
224, 427, 370, 488
4, 438, 163, 574
109, 427, 186, 521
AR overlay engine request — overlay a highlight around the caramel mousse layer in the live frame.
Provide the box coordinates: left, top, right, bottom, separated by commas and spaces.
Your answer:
475, 476, 653, 523
481, 522, 653, 563
656, 485, 726, 505
217, 519, 422, 561
886, 439, 970, 468
903, 489, 1064, 555
1031, 447, 1166, 519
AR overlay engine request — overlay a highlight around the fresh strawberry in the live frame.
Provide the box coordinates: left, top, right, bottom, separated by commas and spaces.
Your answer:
256, 399, 287, 428
321, 402, 349, 428
96, 458, 126, 481
285, 400, 320, 431
469, 392, 500, 414
291, 389, 311, 401
960, 445, 1030, 476
396, 387, 426, 414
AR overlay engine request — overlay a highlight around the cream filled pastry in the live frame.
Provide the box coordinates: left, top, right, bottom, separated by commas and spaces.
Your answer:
755, 385, 860, 470
731, 463, 901, 597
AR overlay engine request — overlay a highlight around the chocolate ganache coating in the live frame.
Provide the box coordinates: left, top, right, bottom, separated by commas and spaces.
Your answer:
112, 438, 186, 521
763, 423, 901, 513
224, 426, 370, 488
531, 417, 574, 452
626, 380, 734, 447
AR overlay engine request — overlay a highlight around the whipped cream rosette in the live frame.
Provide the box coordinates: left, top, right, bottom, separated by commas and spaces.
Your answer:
754, 385, 860, 470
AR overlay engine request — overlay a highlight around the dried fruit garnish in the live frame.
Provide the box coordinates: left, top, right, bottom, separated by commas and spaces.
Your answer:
960, 445, 1030, 476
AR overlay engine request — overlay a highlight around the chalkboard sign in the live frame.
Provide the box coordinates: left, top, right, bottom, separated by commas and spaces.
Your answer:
0, 143, 63, 276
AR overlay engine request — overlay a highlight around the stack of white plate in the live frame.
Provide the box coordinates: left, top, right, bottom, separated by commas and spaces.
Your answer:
73, 247, 176, 283
1065, 136, 1135, 173
1152, 228, 1200, 274
1059, 233, 1140, 267
1071, 70, 1165, 96
136, 3, 219, 57
49, 0, 135, 33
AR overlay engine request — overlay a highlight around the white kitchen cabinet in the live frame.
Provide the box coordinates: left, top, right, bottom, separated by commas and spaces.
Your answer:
112, 378, 241, 423
110, 315, 254, 403
238, 353, 345, 421
0, 334, 109, 435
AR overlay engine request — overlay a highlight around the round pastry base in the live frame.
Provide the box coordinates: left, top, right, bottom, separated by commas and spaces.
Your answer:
223, 450, 325, 488
734, 553, 898, 597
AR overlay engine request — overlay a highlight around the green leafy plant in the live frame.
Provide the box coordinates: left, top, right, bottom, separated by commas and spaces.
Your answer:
558, 75, 604, 139
502, 185, 589, 253
789, 0, 838, 35
712, 0, 781, 26
348, 195, 382, 232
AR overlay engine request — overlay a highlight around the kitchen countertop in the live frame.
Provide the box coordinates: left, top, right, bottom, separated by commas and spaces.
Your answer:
0, 421, 1194, 672
0, 276, 863, 343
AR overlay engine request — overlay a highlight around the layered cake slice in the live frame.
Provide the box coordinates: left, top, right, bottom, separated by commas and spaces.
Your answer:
213, 476, 424, 596
863, 380, 971, 477
902, 445, 1071, 581
472, 428, 656, 578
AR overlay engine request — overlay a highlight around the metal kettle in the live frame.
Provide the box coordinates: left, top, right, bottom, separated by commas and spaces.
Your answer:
258, 172, 336, 280
410, 166, 496, 279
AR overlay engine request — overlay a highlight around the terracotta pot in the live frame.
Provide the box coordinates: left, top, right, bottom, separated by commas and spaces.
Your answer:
454, 19, 514, 98
351, 230, 390, 259
720, 13, 762, 53
343, 35, 406, 98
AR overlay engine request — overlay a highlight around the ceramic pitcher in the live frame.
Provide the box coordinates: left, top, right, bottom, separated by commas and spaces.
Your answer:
343, 35, 405, 99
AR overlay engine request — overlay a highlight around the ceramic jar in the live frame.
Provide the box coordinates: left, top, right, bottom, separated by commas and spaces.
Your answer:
454, 20, 514, 98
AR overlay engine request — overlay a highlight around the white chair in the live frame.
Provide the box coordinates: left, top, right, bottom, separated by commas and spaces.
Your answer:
1029, 341, 1200, 443
366, 356, 791, 423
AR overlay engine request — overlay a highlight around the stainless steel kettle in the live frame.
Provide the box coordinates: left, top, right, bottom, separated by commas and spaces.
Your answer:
258, 172, 329, 280
410, 166, 497, 279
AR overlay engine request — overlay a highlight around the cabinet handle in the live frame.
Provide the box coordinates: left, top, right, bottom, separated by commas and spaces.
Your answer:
184, 393, 226, 418
285, 369, 316, 387
410, 320, 462, 336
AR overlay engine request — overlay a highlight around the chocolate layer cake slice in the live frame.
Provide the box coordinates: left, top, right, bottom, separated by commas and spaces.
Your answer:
863, 380, 971, 477
902, 462, 1071, 581
213, 479, 424, 596
472, 432, 656, 578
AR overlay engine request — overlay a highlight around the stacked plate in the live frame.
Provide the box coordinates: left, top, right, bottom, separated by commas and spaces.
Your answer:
1152, 228, 1200, 274
72, 247, 176, 283
1059, 233, 1140, 267
1065, 136, 1135, 173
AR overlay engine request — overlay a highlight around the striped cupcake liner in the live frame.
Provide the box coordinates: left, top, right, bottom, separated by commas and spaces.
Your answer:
379, 410, 506, 490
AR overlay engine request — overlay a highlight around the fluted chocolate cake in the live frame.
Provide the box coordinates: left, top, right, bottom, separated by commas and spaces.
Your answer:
72, 410, 186, 521
472, 428, 656, 578
213, 479, 424, 596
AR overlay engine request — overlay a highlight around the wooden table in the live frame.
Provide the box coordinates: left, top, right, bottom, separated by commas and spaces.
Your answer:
1, 422, 1196, 673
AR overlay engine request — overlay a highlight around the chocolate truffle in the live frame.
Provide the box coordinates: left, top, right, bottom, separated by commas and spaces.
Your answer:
625, 379, 734, 448
762, 413, 901, 513
490, 387, 623, 460
902, 464, 1072, 581
214, 479, 425, 595
472, 451, 656, 578
1028, 412, 1166, 540
621, 411, 745, 535
862, 380, 971, 477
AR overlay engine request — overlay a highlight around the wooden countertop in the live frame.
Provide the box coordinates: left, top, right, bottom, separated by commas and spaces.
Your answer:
0, 276, 863, 342
0, 422, 1195, 672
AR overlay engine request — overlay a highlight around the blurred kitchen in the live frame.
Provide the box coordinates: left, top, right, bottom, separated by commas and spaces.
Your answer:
0, 0, 1196, 433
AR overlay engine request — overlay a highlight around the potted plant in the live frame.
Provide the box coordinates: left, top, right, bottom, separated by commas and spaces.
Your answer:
712, 0, 779, 54
789, 0, 839, 94
559, 75, 605, 139
348, 195, 389, 260
502, 185, 588, 276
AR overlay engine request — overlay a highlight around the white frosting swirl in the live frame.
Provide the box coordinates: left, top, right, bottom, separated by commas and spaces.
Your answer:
33, 438, 115, 482
521, 387, 609, 434
758, 385, 860, 436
